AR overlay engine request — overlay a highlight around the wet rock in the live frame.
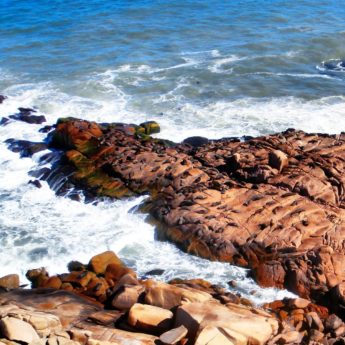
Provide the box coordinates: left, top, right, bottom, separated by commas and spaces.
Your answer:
128, 303, 173, 334
159, 325, 188, 344
67, 261, 86, 272
5, 139, 47, 158
9, 113, 46, 125
145, 269, 165, 276
0, 275, 19, 290
28, 180, 42, 188
0, 95, 7, 104
0, 118, 9, 126
139, 121, 160, 135
0, 317, 40, 343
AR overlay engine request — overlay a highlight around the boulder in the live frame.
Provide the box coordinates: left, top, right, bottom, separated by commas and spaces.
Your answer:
175, 302, 278, 345
0, 275, 19, 289
127, 303, 173, 334
88, 251, 123, 275
0, 317, 40, 343
159, 325, 188, 344
111, 285, 145, 310
144, 281, 212, 309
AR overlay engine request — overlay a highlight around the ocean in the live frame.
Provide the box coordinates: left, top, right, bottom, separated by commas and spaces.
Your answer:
1, 0, 344, 303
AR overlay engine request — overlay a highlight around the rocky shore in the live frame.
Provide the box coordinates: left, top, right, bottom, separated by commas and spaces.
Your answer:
0, 250, 344, 345
2, 99, 345, 344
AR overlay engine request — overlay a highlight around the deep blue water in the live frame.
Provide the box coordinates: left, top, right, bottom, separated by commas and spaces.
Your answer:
0, 0, 343, 299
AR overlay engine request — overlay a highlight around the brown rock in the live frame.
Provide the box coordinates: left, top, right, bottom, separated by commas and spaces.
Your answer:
111, 285, 145, 310
105, 262, 136, 285
127, 303, 173, 334
159, 325, 188, 344
88, 251, 123, 275
42, 276, 62, 289
288, 298, 311, 309
268, 149, 288, 172
0, 275, 19, 290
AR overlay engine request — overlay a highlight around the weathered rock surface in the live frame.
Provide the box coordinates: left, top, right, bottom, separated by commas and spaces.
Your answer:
0, 251, 284, 345
39, 118, 345, 309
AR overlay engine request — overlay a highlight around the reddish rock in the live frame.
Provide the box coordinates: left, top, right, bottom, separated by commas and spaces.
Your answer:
88, 251, 124, 275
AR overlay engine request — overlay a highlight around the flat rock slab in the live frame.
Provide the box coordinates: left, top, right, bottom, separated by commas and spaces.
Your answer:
0, 289, 102, 328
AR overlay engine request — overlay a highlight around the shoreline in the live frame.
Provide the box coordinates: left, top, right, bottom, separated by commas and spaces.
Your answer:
1, 96, 345, 343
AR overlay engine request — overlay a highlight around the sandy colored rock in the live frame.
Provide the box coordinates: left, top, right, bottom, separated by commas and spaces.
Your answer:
288, 298, 310, 309
0, 317, 40, 343
128, 303, 173, 334
0, 275, 19, 290
74, 321, 158, 344
159, 325, 188, 344
195, 326, 238, 345
144, 281, 212, 309
175, 302, 278, 345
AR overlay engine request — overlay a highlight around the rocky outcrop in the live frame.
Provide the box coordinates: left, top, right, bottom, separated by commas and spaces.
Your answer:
0, 251, 281, 345
2, 250, 345, 344
32, 118, 345, 309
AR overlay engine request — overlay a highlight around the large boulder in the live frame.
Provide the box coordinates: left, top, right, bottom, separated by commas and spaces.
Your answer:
144, 281, 212, 309
127, 303, 173, 334
0, 275, 19, 290
0, 317, 40, 344
88, 251, 123, 275
175, 302, 278, 345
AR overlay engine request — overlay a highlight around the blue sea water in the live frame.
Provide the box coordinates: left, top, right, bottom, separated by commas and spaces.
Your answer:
0, 0, 344, 301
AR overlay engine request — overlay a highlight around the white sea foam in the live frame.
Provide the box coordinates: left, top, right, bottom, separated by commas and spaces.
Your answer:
246, 71, 335, 79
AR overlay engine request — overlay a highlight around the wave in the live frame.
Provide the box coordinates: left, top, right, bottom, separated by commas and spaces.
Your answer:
245, 71, 336, 79
317, 59, 345, 73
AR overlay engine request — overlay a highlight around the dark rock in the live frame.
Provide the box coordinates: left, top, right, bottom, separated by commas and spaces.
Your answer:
67, 261, 86, 272
5, 139, 47, 157
39, 125, 53, 133
28, 180, 42, 188
183, 136, 209, 148
0, 95, 7, 104
145, 269, 165, 276
0, 117, 10, 125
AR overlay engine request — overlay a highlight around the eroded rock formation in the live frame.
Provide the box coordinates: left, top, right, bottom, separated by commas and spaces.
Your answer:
33, 118, 345, 310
